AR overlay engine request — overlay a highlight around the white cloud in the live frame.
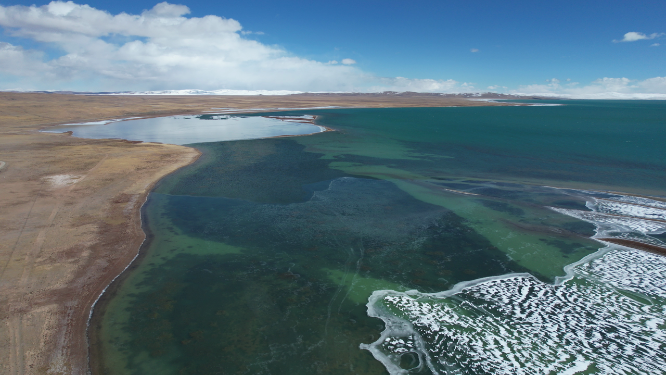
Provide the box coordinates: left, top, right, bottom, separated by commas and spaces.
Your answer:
651, 43, 660, 47
512, 76, 666, 99
0, 1, 373, 91
470, 48, 479, 53
637, 76, 666, 92
0, 42, 49, 76
3, 1, 664, 99
613, 31, 664, 43
0, 1, 467, 93
369, 77, 475, 93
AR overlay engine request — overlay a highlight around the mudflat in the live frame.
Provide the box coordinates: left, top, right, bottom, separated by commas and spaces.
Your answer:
0, 92, 507, 375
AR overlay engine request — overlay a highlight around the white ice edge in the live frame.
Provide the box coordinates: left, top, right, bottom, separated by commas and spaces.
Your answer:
49, 116, 147, 127
361, 273, 535, 375
85, 193, 150, 370
360, 190, 666, 374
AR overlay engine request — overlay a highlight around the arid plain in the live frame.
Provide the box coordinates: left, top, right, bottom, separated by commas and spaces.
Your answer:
0, 93, 512, 375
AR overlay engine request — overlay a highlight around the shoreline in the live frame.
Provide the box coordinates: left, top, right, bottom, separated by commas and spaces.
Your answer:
85, 150, 201, 373
59, 112, 331, 374
84, 115, 329, 373
46, 113, 336, 144
0, 131, 200, 375
6, 93, 500, 375
361, 189, 666, 374
3, 92, 655, 375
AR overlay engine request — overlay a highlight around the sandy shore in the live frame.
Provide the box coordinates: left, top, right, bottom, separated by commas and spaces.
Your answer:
0, 92, 514, 375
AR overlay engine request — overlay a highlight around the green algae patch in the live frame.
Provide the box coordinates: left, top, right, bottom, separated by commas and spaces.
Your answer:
391, 179, 599, 280
324, 268, 408, 305
327, 162, 425, 180
297, 131, 430, 161
326, 156, 598, 280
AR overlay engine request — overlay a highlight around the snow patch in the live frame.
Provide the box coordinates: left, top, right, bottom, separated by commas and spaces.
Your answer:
43, 174, 82, 188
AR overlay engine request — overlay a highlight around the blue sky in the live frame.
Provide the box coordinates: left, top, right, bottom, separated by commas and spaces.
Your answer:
186, 0, 665, 82
0, 0, 664, 97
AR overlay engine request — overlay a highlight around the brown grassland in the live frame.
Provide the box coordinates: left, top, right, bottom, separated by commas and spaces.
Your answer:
0, 92, 508, 374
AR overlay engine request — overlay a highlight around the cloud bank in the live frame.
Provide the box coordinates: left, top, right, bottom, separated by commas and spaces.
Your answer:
1, 2, 665, 98
0, 1, 362, 91
512, 77, 666, 99
0, 1, 473, 93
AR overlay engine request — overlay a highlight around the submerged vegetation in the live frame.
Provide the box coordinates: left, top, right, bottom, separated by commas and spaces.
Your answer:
93, 102, 666, 374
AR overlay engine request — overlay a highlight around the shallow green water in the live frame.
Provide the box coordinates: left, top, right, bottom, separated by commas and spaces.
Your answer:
93, 101, 666, 374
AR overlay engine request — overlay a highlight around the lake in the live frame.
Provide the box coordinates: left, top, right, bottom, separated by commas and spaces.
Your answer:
90, 102, 666, 374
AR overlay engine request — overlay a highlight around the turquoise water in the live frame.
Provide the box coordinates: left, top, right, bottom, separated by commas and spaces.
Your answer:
92, 101, 666, 374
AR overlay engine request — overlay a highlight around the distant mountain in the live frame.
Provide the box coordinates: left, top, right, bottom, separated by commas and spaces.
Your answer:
106, 89, 305, 95
0, 89, 304, 96
1, 89, 551, 99
3, 89, 665, 99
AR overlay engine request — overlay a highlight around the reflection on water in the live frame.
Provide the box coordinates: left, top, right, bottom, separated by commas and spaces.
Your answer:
47, 115, 322, 145
92, 103, 666, 374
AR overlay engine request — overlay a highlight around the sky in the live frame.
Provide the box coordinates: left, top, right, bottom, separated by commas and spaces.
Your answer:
0, 0, 665, 97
